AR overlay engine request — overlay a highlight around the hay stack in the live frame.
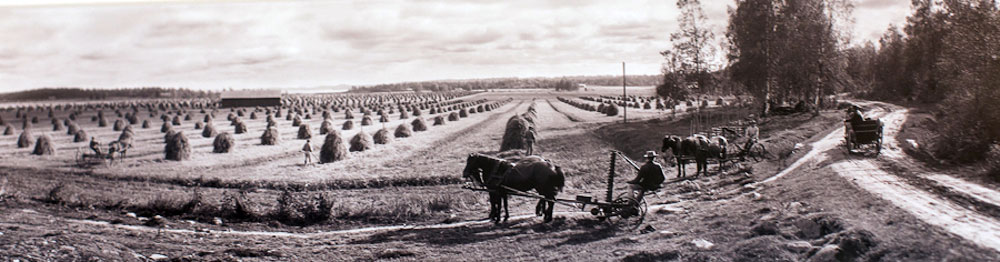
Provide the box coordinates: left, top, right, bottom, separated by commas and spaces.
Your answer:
17, 129, 33, 148
292, 115, 302, 127
319, 131, 348, 163
32, 134, 55, 155
213, 132, 235, 153
379, 114, 389, 123
395, 123, 412, 138
433, 115, 446, 126
373, 128, 392, 144
184, 114, 192, 121
98, 116, 108, 127
605, 104, 619, 116
234, 121, 248, 134
297, 123, 312, 139
172, 115, 181, 126
345, 110, 355, 119
3, 125, 13, 136
118, 128, 134, 145
165, 131, 191, 161
249, 112, 257, 120
399, 110, 410, 120
500, 115, 531, 151
349, 130, 373, 152
202, 123, 217, 138
342, 120, 354, 130
448, 112, 459, 121
142, 120, 150, 129
74, 129, 88, 142
320, 120, 334, 135
412, 117, 428, 132
52, 119, 63, 131
477, 105, 484, 113
161, 122, 172, 133
459, 108, 468, 118
204, 115, 213, 123
194, 122, 203, 130
413, 107, 422, 117
361, 115, 373, 126
261, 127, 280, 145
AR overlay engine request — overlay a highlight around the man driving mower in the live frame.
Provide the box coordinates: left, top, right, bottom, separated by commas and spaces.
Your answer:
627, 151, 666, 200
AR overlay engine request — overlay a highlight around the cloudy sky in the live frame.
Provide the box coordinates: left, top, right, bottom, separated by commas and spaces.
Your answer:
0, 0, 911, 91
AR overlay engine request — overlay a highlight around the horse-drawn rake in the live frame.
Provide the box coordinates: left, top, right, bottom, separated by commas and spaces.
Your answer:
465, 150, 652, 230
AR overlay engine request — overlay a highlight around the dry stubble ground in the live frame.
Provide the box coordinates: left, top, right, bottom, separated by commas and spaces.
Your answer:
1, 91, 998, 261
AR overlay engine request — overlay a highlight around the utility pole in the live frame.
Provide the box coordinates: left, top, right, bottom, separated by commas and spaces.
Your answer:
622, 62, 627, 123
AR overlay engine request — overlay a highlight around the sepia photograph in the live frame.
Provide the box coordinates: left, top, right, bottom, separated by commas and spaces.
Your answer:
0, 0, 998, 261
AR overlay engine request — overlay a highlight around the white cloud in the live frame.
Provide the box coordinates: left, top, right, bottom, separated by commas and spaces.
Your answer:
0, 0, 911, 91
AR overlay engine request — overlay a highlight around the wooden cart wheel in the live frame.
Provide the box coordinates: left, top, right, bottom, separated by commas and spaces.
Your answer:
749, 143, 766, 162
607, 193, 647, 230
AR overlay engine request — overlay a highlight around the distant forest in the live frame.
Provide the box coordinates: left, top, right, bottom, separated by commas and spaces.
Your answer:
349, 75, 662, 92
0, 88, 217, 101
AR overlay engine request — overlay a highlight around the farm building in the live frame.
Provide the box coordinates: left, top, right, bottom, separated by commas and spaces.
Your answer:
219, 90, 282, 108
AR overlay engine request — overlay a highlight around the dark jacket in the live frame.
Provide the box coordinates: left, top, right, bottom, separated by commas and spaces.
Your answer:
636, 161, 665, 190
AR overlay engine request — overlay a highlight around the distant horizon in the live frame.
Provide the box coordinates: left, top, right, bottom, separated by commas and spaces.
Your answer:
0, 73, 663, 94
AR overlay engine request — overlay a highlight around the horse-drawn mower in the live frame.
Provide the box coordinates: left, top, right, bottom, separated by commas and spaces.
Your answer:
463, 151, 652, 230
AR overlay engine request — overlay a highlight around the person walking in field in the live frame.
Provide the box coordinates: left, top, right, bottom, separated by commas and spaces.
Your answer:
302, 139, 314, 165
627, 151, 665, 200
525, 126, 537, 155
89, 137, 103, 156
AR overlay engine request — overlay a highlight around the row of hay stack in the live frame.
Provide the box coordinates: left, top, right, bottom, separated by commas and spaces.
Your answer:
500, 104, 538, 152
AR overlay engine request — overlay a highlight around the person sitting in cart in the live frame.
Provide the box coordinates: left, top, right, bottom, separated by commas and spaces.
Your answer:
627, 151, 665, 199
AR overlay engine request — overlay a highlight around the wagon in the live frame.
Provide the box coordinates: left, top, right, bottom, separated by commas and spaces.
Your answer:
845, 118, 883, 155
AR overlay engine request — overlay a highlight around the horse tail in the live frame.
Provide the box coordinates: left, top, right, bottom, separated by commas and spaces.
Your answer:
552, 165, 566, 192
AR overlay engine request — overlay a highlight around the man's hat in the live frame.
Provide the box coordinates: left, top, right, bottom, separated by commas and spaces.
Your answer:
644, 151, 658, 158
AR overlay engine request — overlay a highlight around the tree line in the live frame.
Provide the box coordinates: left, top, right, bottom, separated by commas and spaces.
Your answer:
659, 0, 998, 165
0, 87, 217, 101
349, 75, 662, 93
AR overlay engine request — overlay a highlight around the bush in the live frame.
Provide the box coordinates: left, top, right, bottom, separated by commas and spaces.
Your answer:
32, 134, 55, 155
412, 117, 428, 132
165, 131, 191, 161
350, 130, 373, 152
17, 129, 32, 148
261, 127, 280, 145
298, 123, 312, 139
373, 128, 392, 144
202, 123, 217, 138
342, 120, 354, 130
395, 123, 412, 138
213, 132, 235, 153
320, 131, 348, 163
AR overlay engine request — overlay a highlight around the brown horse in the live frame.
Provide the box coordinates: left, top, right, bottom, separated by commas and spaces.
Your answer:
662, 135, 728, 177
463, 153, 565, 223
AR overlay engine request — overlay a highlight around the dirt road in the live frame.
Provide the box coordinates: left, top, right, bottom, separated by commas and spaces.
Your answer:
764, 102, 1000, 252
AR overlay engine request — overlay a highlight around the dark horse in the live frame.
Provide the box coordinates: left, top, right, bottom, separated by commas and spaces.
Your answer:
463, 153, 565, 223
662, 135, 728, 177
